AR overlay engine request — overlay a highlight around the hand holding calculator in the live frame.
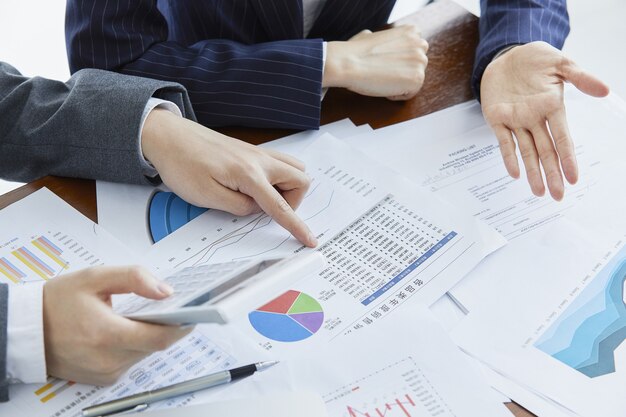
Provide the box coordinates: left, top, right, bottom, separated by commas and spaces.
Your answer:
115, 253, 325, 325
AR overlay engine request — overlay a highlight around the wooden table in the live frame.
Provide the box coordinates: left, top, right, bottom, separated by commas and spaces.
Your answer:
0, 1, 535, 416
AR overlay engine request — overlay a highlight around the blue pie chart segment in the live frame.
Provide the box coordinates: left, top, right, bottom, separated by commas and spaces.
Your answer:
248, 311, 314, 342
148, 192, 208, 243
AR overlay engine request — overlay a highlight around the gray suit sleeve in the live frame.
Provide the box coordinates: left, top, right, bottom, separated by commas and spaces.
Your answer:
0, 284, 8, 402
0, 62, 195, 185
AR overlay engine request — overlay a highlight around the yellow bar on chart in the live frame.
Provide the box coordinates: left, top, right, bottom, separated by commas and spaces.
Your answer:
40, 392, 56, 403
32, 240, 68, 269
0, 265, 19, 284
12, 251, 48, 280
34, 382, 55, 396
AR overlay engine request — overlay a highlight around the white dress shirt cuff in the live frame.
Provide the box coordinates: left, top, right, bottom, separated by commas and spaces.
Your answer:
321, 42, 329, 101
138, 98, 183, 178
7, 281, 46, 384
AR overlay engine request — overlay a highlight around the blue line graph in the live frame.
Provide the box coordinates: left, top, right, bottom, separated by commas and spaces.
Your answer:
535, 246, 626, 378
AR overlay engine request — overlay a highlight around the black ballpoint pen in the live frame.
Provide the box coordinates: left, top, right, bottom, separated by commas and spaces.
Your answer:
81, 361, 279, 417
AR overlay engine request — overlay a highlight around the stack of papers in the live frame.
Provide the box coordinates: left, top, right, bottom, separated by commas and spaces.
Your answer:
3, 86, 626, 417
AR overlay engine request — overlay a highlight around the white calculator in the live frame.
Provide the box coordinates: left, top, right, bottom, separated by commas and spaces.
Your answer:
115, 252, 324, 325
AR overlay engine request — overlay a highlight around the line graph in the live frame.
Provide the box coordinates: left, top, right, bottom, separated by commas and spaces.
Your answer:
172, 182, 336, 268
232, 189, 335, 261
323, 357, 454, 417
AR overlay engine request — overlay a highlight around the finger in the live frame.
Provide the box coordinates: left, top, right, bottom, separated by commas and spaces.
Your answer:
243, 178, 317, 247
116, 317, 194, 353
387, 94, 412, 101
267, 160, 311, 206
263, 148, 306, 171
273, 166, 311, 211
200, 183, 261, 217
493, 125, 520, 179
561, 60, 610, 97
514, 129, 546, 197
420, 38, 429, 54
89, 266, 173, 300
387, 91, 418, 101
395, 24, 422, 38
532, 123, 565, 201
547, 108, 578, 185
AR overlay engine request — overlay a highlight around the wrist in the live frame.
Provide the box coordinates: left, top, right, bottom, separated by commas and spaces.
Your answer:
492, 45, 520, 63
323, 41, 352, 88
141, 108, 181, 170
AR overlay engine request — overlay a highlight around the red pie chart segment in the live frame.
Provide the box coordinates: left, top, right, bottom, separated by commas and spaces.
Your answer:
257, 289, 301, 314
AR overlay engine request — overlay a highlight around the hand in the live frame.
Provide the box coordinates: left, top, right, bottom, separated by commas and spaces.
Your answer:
141, 110, 317, 247
481, 41, 610, 200
324, 25, 429, 101
43, 266, 192, 386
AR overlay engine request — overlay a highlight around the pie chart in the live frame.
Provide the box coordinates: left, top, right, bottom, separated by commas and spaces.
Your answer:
249, 290, 324, 342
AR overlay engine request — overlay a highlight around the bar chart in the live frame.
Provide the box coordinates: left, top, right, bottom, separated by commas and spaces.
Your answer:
0, 232, 85, 284
323, 357, 454, 417
346, 394, 417, 417
34, 379, 80, 404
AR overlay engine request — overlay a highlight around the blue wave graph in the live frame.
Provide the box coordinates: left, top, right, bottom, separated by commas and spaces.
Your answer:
148, 192, 207, 243
535, 249, 626, 378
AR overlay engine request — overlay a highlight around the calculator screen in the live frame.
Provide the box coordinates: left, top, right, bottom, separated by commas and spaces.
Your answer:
182, 259, 282, 307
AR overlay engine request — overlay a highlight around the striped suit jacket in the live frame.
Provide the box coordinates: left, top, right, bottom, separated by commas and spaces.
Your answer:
66, 0, 570, 130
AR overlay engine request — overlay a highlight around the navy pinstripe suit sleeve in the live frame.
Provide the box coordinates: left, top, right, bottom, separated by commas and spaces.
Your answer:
66, 0, 324, 130
473, 0, 570, 98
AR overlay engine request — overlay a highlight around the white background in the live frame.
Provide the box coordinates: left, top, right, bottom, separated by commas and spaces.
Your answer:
0, 0, 624, 194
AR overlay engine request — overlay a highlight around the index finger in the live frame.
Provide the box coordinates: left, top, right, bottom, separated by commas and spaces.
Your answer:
247, 179, 317, 248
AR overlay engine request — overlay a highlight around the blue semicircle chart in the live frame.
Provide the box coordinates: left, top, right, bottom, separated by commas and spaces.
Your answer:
148, 191, 207, 243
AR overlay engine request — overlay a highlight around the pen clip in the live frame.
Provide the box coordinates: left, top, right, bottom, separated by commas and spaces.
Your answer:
97, 403, 149, 417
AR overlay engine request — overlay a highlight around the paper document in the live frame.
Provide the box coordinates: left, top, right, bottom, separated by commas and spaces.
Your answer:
96, 119, 372, 253
136, 392, 329, 417
285, 306, 512, 417
452, 226, 626, 417
0, 188, 133, 278
0, 190, 266, 417
208, 307, 510, 417
446, 93, 626, 417
345, 90, 595, 242
471, 358, 577, 417
146, 134, 505, 356
446, 92, 626, 417
449, 91, 626, 309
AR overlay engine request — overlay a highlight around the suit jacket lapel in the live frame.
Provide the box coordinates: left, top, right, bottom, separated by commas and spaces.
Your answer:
248, 0, 303, 40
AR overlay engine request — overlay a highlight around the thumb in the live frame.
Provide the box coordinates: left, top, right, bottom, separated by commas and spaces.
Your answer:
562, 60, 610, 97
89, 266, 173, 300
